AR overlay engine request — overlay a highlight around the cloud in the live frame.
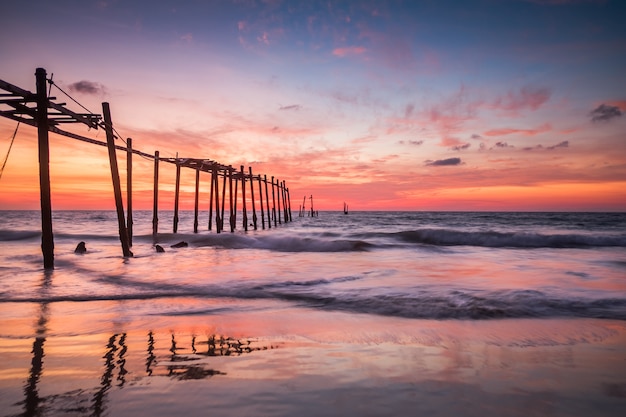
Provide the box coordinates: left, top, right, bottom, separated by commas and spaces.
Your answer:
491, 86, 551, 113
589, 104, 623, 122
180, 33, 193, 43
425, 157, 462, 167
279, 104, 302, 111
398, 139, 423, 146
547, 140, 569, 150
471, 134, 482, 140
484, 123, 551, 137
67, 80, 106, 95
492, 141, 514, 149
332, 46, 367, 57
451, 143, 471, 151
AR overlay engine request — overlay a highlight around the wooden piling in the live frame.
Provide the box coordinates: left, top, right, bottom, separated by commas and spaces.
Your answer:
257, 174, 265, 229
102, 102, 132, 257
264, 175, 271, 229
193, 168, 200, 233
282, 181, 288, 223
126, 138, 133, 246
249, 167, 258, 230
276, 178, 282, 225
35, 68, 54, 269
213, 165, 221, 233
173, 161, 181, 233
233, 168, 239, 231
286, 184, 292, 222
229, 168, 235, 232
208, 165, 215, 231
271, 176, 277, 227
152, 151, 160, 236
241, 166, 248, 232
220, 171, 227, 232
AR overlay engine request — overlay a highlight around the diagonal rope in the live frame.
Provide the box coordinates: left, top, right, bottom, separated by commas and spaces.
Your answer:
0, 121, 20, 181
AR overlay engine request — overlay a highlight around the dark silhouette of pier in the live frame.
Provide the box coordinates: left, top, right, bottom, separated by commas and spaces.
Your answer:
0, 68, 293, 268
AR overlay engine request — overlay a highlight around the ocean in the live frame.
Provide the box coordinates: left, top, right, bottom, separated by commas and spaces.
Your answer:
1, 210, 625, 416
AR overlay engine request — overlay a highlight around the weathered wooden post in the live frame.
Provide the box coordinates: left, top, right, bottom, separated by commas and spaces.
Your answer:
193, 168, 200, 233
282, 180, 288, 223
173, 160, 181, 233
249, 167, 258, 230
126, 138, 133, 246
271, 176, 277, 227
277, 178, 283, 224
229, 167, 235, 232
213, 165, 222, 233
152, 151, 160, 237
233, 168, 239, 231
35, 68, 54, 269
257, 174, 265, 229
264, 175, 271, 229
102, 102, 132, 257
286, 184, 292, 221
220, 170, 227, 232
208, 165, 215, 231
241, 165, 248, 232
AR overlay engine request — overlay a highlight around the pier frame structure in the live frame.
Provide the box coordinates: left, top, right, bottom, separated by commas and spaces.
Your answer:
0, 68, 292, 269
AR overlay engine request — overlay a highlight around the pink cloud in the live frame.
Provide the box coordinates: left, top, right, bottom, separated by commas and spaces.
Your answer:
332, 46, 367, 57
490, 86, 551, 113
484, 123, 552, 137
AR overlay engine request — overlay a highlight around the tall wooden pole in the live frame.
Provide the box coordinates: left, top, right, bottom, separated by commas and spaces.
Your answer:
241, 166, 248, 232
276, 178, 282, 225
220, 170, 227, 232
102, 102, 132, 257
249, 167, 257, 230
271, 176, 277, 227
152, 151, 160, 237
233, 169, 239, 231
286, 184, 292, 222
35, 68, 54, 269
213, 166, 221, 233
229, 168, 235, 232
264, 175, 271, 229
257, 174, 265, 229
193, 168, 200, 233
173, 161, 181, 233
126, 138, 133, 246
208, 165, 215, 231
282, 181, 288, 222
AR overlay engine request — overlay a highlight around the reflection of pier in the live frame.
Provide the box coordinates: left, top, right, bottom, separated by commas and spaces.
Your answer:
19, 328, 275, 416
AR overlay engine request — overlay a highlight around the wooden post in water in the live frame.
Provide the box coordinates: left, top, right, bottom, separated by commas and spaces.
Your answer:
257, 174, 265, 230
152, 151, 160, 237
271, 176, 277, 227
213, 165, 221, 233
249, 167, 258, 230
102, 102, 132, 257
173, 160, 181, 233
276, 178, 282, 225
193, 168, 200, 233
126, 138, 133, 246
285, 184, 292, 222
228, 167, 235, 232
241, 166, 248, 232
208, 165, 215, 231
282, 181, 288, 223
220, 170, 227, 232
233, 168, 239, 231
264, 175, 271, 229
35, 68, 54, 269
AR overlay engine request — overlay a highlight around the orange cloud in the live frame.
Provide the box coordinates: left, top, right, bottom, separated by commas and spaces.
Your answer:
332, 46, 367, 57
484, 123, 552, 137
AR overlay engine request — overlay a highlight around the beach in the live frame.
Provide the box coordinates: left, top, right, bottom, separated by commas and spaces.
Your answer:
1, 210, 625, 416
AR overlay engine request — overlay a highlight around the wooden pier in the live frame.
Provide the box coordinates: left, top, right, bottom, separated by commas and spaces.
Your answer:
0, 68, 293, 268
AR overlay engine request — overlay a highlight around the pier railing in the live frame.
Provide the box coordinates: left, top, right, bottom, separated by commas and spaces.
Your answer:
0, 68, 293, 268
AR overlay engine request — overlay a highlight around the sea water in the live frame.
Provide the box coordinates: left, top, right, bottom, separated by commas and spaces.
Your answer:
1, 210, 625, 416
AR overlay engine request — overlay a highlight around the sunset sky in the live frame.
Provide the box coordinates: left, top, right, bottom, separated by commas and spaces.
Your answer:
1, 0, 625, 211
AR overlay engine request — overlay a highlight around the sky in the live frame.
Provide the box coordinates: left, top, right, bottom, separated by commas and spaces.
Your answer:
0, 0, 625, 211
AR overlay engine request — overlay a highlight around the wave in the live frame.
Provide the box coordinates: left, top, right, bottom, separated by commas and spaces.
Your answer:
392, 229, 626, 248
3, 276, 625, 320
0, 230, 41, 241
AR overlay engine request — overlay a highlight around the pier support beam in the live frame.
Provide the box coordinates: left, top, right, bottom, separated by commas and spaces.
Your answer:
152, 151, 160, 237
257, 174, 265, 229
241, 166, 248, 232
102, 102, 132, 257
126, 138, 133, 246
249, 167, 257, 230
35, 68, 54, 269
173, 162, 181, 233
265, 175, 272, 229
208, 166, 215, 231
193, 168, 200, 233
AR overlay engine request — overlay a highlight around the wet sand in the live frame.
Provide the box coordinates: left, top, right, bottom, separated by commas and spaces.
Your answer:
1, 301, 625, 417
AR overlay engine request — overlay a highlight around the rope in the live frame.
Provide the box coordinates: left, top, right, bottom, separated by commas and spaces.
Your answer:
0, 121, 20, 181
47, 78, 96, 116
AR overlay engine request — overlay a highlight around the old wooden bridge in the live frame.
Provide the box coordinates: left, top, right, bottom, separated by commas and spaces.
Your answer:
0, 68, 293, 268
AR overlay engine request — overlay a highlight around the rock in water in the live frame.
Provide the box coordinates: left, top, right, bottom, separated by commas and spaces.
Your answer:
74, 241, 87, 254
170, 241, 189, 248
155, 245, 165, 253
